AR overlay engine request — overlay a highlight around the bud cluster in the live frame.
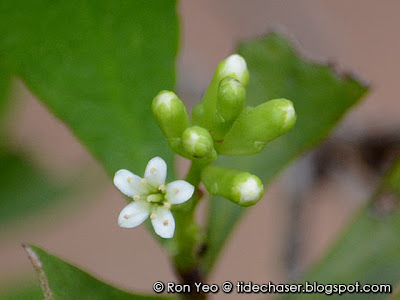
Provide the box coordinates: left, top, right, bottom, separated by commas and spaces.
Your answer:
152, 54, 296, 207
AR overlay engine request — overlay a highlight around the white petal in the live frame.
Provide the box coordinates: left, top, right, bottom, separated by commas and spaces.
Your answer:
114, 169, 146, 197
165, 180, 194, 204
151, 207, 175, 238
118, 200, 150, 228
144, 157, 167, 187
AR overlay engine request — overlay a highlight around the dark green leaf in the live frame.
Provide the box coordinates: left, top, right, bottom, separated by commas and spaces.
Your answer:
0, 0, 179, 177
283, 158, 400, 300
25, 245, 174, 299
203, 33, 368, 274
0, 60, 11, 122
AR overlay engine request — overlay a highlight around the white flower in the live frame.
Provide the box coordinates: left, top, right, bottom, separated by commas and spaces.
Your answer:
113, 157, 194, 238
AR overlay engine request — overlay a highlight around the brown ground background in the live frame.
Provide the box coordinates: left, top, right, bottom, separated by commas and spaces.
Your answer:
1, 1, 400, 299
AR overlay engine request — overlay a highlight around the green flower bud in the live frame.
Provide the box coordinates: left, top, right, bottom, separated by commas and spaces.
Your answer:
217, 77, 246, 122
216, 98, 296, 155
152, 91, 191, 153
217, 54, 249, 86
201, 165, 264, 206
211, 77, 246, 141
181, 126, 216, 160
193, 54, 249, 129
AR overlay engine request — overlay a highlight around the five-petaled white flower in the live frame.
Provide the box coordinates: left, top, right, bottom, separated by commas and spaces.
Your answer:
113, 157, 194, 238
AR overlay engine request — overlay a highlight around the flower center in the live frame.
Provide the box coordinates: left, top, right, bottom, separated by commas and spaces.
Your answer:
147, 193, 164, 203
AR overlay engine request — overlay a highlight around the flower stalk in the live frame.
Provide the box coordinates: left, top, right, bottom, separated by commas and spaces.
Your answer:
171, 160, 208, 280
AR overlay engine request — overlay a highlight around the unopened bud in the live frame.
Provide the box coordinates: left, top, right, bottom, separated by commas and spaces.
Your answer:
181, 126, 216, 159
218, 54, 249, 86
210, 77, 246, 141
201, 165, 264, 206
152, 91, 191, 153
217, 77, 246, 122
216, 98, 296, 155
193, 54, 249, 129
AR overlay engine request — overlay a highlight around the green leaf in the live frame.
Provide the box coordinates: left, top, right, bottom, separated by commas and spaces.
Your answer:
25, 245, 173, 299
283, 158, 400, 300
0, 281, 42, 300
0, 149, 72, 225
0, 57, 80, 226
0, 0, 179, 177
202, 33, 368, 274
0, 60, 11, 122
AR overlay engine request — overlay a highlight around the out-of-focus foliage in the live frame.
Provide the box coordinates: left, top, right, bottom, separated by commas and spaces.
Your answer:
0, 60, 11, 122
284, 157, 400, 300
0, 0, 179, 178
0, 0, 180, 296
203, 33, 368, 274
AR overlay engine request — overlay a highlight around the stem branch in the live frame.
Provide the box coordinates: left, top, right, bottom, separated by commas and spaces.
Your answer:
171, 160, 209, 299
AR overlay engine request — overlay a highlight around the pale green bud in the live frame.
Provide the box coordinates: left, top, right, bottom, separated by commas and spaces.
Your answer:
218, 54, 249, 86
181, 126, 216, 159
201, 165, 264, 206
217, 77, 246, 122
215, 98, 296, 155
152, 91, 191, 153
193, 54, 249, 129
210, 77, 246, 141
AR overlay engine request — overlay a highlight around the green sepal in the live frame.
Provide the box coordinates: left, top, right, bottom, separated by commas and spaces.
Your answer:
192, 54, 249, 129
201, 165, 263, 207
215, 98, 296, 155
181, 126, 217, 160
152, 90, 191, 154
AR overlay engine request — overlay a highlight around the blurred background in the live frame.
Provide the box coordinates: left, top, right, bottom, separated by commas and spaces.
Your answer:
1, 1, 400, 299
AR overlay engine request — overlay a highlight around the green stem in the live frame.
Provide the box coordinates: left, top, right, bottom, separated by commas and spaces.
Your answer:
185, 159, 207, 187
171, 160, 209, 290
